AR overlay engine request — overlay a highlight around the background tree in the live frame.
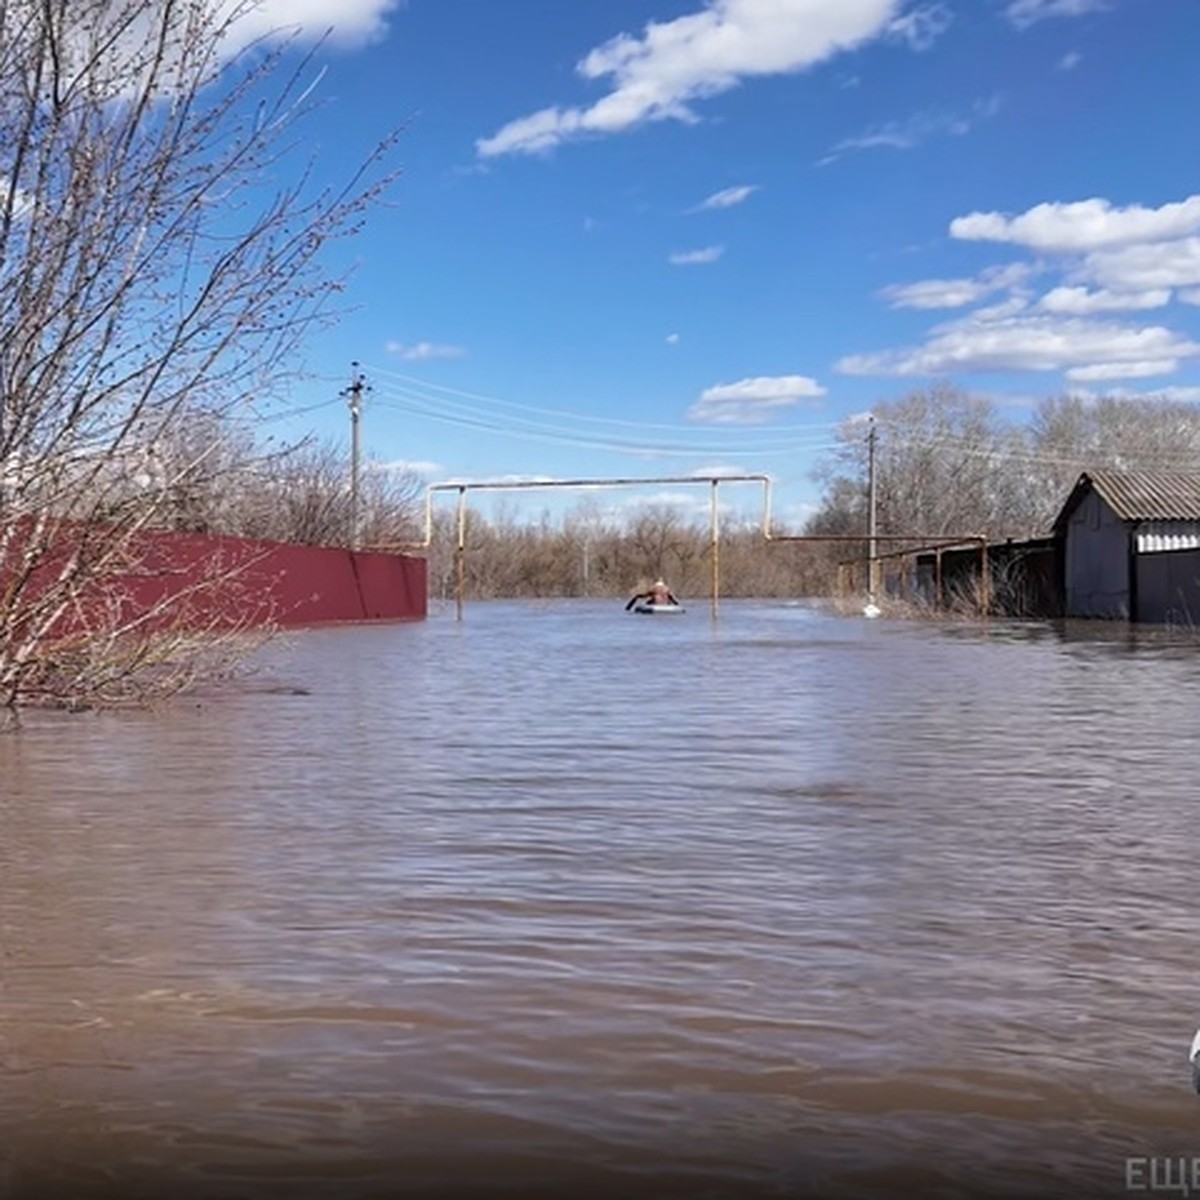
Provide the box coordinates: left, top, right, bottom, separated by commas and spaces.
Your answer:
0, 0, 398, 710
808, 386, 1200, 545
423, 499, 827, 603
1024, 394, 1200, 517
813, 386, 1040, 539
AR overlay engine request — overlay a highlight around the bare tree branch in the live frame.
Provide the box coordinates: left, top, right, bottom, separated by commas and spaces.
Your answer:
0, 0, 402, 711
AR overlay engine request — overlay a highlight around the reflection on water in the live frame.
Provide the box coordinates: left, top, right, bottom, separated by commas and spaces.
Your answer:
3, 600, 1200, 1199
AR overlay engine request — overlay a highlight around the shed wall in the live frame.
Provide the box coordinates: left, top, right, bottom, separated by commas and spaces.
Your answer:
1064, 491, 1130, 618
912, 540, 1061, 618
1135, 547, 1200, 626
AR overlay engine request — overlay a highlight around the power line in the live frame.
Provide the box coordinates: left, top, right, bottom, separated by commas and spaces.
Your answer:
227, 396, 343, 426
363, 362, 847, 438
869, 431, 1200, 470
368, 380, 840, 458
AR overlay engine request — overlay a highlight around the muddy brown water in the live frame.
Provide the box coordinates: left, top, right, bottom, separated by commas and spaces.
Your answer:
3, 600, 1200, 1199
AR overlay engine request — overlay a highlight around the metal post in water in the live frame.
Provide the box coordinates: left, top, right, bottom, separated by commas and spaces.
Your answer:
979, 537, 990, 618
866, 416, 878, 609
455, 486, 466, 621
710, 478, 720, 619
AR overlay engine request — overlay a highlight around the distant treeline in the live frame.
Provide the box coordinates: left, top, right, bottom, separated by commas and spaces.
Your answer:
424, 506, 839, 601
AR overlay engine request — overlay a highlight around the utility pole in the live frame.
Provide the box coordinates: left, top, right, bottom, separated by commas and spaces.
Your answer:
866, 415, 879, 615
342, 362, 368, 549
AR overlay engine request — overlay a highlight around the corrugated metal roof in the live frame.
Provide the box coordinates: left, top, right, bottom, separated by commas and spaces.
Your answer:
1086, 470, 1200, 521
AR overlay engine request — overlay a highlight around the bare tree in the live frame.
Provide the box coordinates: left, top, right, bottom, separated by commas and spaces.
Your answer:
808, 388, 1200, 603
629, 504, 694, 577
811, 385, 1075, 548
815, 386, 1038, 538
421, 500, 830, 602
1025, 393, 1200, 517
0, 0, 398, 711
215, 441, 420, 548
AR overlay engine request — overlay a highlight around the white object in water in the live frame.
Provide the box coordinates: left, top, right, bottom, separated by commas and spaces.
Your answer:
862, 603, 881, 619
1190, 1029, 1200, 1092
632, 602, 685, 615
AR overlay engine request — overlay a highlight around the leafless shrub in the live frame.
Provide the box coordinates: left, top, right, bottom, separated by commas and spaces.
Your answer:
0, 0, 399, 711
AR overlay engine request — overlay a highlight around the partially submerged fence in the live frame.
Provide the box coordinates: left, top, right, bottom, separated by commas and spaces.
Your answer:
6, 523, 427, 639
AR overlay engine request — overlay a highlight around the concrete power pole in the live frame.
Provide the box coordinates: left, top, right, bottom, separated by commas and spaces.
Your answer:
343, 362, 368, 549
866, 415, 880, 617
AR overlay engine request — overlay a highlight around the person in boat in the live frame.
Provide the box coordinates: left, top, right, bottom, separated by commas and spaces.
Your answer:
625, 579, 679, 609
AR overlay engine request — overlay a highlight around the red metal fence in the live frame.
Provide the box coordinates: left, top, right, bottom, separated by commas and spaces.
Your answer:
7, 525, 427, 638
125, 529, 429, 628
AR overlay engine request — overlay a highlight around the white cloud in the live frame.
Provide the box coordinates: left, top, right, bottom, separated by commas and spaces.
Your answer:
1058, 50, 1083, 70
476, 0, 907, 157
666, 332, 682, 345
689, 374, 826, 423
1, 2, 398, 106
217, 0, 400, 52
880, 278, 988, 309
378, 458, 442, 477
881, 262, 1032, 310
619, 489, 746, 520
622, 489, 702, 509
1091, 386, 1200, 404
1004, 0, 1109, 30
969, 295, 1031, 322
669, 246, 724, 265
783, 500, 821, 525
836, 310, 1200, 379
862, 189, 1200, 389
695, 184, 758, 211
385, 340, 467, 361
951, 195, 1200, 253
887, 3, 953, 50
1038, 286, 1172, 314
1081, 237, 1200, 291
1066, 360, 1180, 382
690, 463, 750, 477
820, 95, 1001, 162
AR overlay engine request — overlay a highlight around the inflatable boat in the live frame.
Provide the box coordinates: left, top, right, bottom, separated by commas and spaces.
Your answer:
631, 601, 685, 615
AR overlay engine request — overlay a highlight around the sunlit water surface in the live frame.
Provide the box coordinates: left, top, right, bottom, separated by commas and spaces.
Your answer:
3, 600, 1200, 1199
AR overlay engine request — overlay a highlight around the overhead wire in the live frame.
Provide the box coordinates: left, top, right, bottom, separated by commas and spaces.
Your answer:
368, 379, 840, 448
362, 362, 847, 436
865, 429, 1200, 471
372, 396, 841, 458
231, 396, 344, 426
363, 373, 842, 459
219, 383, 1200, 482
183, 360, 1200, 474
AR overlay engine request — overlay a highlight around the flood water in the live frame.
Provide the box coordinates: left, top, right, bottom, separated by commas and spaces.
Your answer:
3, 599, 1200, 1199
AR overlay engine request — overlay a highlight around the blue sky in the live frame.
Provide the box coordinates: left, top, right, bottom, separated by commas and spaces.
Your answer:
241, 0, 1200, 525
